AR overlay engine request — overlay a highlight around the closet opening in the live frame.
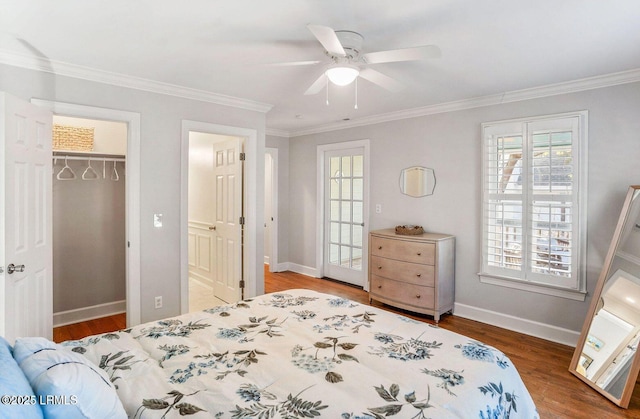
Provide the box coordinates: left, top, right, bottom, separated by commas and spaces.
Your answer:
51, 116, 128, 328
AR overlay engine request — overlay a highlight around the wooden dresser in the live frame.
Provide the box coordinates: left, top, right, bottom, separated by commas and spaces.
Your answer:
368, 228, 455, 322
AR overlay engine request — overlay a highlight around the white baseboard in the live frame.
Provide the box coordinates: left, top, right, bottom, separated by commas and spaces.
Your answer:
264, 262, 288, 273
454, 302, 580, 347
284, 262, 320, 278
53, 300, 126, 328
189, 274, 213, 289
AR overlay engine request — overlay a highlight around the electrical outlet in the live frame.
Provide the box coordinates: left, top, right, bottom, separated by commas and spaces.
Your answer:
375, 204, 382, 214
154, 296, 163, 309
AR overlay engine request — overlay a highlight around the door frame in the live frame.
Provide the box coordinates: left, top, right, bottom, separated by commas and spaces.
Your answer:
180, 120, 258, 314
316, 139, 370, 289
265, 148, 278, 272
30, 99, 142, 327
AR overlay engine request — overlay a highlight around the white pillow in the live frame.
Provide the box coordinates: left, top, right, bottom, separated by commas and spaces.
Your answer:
13, 337, 126, 419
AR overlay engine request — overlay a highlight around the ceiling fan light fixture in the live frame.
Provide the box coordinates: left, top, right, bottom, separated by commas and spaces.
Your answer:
326, 65, 359, 86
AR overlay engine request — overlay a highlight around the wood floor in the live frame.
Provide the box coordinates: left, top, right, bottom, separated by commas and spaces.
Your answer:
53, 269, 640, 418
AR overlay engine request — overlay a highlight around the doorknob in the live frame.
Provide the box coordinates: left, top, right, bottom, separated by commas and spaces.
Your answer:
209, 226, 216, 231
7, 264, 25, 274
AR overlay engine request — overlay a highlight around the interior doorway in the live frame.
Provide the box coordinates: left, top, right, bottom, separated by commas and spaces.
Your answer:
51, 116, 128, 327
186, 131, 244, 312
264, 148, 278, 272
31, 99, 142, 328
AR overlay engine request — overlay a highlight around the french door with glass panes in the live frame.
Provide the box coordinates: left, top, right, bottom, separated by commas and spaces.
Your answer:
323, 146, 368, 286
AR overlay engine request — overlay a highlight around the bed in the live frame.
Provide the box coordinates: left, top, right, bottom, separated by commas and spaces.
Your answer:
2, 289, 539, 418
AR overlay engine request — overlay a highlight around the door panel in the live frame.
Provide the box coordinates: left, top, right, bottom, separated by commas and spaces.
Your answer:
323, 147, 367, 286
1, 92, 53, 343
212, 139, 242, 303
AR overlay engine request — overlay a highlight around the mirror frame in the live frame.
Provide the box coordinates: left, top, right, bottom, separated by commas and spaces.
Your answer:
570, 185, 640, 408
399, 166, 436, 197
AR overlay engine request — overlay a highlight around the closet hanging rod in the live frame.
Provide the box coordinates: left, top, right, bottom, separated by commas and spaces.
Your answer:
52, 155, 126, 163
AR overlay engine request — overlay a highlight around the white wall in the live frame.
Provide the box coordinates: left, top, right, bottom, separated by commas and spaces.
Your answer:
0, 63, 267, 324
287, 82, 640, 334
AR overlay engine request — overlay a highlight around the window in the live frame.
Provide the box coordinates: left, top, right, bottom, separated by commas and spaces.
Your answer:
480, 112, 587, 300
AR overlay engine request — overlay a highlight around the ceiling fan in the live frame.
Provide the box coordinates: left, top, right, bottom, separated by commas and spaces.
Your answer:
275, 24, 441, 95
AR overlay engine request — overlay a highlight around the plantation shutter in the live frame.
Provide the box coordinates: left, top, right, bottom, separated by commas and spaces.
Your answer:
481, 113, 587, 295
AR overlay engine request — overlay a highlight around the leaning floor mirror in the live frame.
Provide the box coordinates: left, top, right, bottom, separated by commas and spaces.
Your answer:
570, 185, 640, 408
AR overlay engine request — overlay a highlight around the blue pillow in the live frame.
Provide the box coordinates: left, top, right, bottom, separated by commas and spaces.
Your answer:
0, 336, 43, 419
13, 337, 126, 419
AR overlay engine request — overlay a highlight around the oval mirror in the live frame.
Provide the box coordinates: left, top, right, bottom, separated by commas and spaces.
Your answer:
399, 166, 436, 197
570, 185, 640, 408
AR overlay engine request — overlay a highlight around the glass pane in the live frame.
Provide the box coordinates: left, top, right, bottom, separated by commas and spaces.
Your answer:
352, 247, 363, 270
353, 224, 363, 247
341, 201, 351, 222
340, 246, 350, 267
353, 178, 363, 200
330, 157, 340, 179
530, 200, 572, 278
341, 179, 351, 199
353, 155, 363, 177
340, 223, 351, 245
341, 156, 351, 177
486, 200, 522, 271
353, 201, 363, 224
330, 222, 339, 243
329, 244, 339, 265
330, 200, 340, 221
330, 179, 339, 199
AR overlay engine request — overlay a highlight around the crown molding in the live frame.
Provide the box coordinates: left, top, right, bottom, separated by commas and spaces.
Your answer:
288, 67, 640, 137
265, 128, 291, 138
0, 49, 273, 113
3, 47, 638, 135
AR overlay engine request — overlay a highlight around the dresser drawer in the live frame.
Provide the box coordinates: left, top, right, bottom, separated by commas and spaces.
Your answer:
370, 275, 434, 309
370, 255, 435, 286
371, 236, 435, 265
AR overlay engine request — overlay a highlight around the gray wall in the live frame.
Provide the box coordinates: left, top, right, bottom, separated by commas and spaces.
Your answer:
0, 63, 266, 324
53, 160, 126, 312
287, 82, 640, 332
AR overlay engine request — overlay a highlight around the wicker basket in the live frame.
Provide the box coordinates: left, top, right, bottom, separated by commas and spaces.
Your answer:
395, 225, 424, 235
53, 124, 94, 152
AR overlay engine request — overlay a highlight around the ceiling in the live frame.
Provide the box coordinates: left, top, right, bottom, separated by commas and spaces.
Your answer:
1, 0, 640, 136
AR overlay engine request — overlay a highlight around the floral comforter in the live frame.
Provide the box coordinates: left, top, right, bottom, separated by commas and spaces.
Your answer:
62, 289, 539, 418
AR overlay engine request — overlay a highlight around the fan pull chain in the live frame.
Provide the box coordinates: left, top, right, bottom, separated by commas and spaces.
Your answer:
326, 80, 329, 106
354, 77, 358, 110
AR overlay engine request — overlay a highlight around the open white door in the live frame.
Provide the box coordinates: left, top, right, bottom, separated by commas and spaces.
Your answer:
0, 92, 53, 343
212, 137, 243, 303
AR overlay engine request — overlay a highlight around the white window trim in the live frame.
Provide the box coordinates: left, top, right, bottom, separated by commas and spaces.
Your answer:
479, 111, 588, 301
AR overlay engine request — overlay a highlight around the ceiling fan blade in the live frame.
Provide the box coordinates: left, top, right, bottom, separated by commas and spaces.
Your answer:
358, 68, 404, 92
304, 73, 328, 95
363, 45, 441, 64
307, 24, 346, 56
268, 60, 322, 67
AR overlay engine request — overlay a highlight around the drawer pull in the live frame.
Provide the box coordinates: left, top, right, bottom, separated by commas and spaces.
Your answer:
416, 294, 421, 299
378, 266, 382, 269
417, 252, 422, 256
377, 285, 382, 289
378, 246, 383, 250
416, 274, 422, 277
